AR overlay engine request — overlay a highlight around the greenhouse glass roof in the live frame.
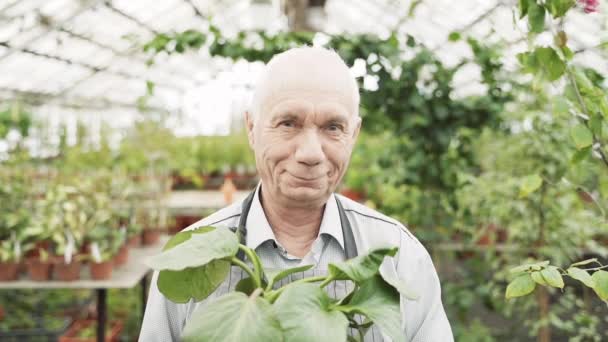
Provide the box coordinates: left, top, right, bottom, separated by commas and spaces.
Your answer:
0, 0, 606, 134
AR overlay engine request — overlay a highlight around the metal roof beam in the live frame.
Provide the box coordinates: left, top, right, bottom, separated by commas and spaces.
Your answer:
0, 87, 168, 112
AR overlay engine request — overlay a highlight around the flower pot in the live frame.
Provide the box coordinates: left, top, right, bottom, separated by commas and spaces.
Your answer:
90, 261, 113, 280
59, 319, 123, 342
113, 246, 129, 266
55, 260, 82, 281
128, 234, 141, 248
0, 262, 19, 281
26, 258, 53, 281
143, 230, 161, 245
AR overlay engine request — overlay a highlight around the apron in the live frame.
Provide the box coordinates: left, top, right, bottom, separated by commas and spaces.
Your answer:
184, 192, 386, 341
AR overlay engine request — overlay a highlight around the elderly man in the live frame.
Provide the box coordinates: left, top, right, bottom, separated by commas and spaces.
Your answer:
140, 47, 453, 341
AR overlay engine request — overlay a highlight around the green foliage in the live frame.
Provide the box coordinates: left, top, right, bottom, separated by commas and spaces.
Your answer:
517, 47, 566, 81
0, 101, 31, 140
148, 226, 414, 341
505, 274, 536, 299
274, 283, 349, 342
507, 259, 608, 302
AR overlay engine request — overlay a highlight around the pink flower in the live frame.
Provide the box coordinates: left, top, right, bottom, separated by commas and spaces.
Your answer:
579, 0, 600, 13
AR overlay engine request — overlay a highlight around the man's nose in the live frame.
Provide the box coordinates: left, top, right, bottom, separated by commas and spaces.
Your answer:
294, 128, 325, 166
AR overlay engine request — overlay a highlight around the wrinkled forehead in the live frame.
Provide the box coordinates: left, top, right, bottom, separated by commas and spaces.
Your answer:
251, 48, 360, 119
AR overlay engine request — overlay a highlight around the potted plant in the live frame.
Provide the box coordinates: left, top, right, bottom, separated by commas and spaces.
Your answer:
25, 248, 52, 281
146, 227, 419, 341
126, 220, 143, 247
142, 202, 167, 246
88, 241, 116, 280
112, 228, 129, 266
53, 231, 84, 281
0, 235, 21, 281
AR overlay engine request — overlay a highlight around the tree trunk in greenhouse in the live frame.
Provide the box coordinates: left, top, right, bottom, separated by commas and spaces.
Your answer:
284, 0, 310, 31
537, 287, 551, 342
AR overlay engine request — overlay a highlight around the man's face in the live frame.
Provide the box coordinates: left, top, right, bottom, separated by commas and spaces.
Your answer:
248, 89, 360, 208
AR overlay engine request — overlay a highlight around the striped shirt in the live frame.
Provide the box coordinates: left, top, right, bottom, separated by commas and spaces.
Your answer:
139, 186, 453, 341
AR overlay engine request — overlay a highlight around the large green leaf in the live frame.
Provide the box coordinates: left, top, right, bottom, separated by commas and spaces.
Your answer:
570, 124, 593, 149
528, 1, 546, 33
267, 264, 314, 289
337, 275, 404, 342
567, 267, 595, 288
162, 227, 215, 251
536, 47, 566, 81
591, 270, 608, 301
182, 292, 283, 342
531, 271, 548, 286
146, 228, 238, 271
157, 260, 230, 303
328, 247, 398, 283
570, 258, 598, 267
274, 283, 349, 342
540, 266, 564, 288
235, 276, 256, 296
155, 227, 232, 303
381, 272, 419, 300
519, 174, 543, 198
519, 0, 530, 18
506, 274, 536, 299
547, 0, 575, 17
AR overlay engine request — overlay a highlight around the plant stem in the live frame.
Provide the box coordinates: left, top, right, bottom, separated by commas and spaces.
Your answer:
230, 257, 259, 287
319, 277, 334, 288
264, 275, 328, 303
583, 264, 608, 271
238, 245, 263, 288
250, 287, 263, 300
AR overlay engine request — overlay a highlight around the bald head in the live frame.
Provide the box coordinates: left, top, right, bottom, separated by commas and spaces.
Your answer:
250, 47, 360, 122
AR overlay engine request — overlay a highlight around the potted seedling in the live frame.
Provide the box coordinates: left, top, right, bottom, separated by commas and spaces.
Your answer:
88, 241, 115, 280
142, 203, 166, 246
146, 226, 419, 342
0, 233, 22, 281
112, 227, 129, 266
53, 231, 84, 281
126, 219, 143, 248
25, 248, 52, 281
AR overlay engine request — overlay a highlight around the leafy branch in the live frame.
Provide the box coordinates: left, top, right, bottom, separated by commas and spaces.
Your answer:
506, 259, 608, 304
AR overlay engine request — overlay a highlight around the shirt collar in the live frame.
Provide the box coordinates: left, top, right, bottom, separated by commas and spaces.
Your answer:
245, 183, 345, 251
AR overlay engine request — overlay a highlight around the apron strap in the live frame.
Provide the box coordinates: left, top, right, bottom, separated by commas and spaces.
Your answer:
335, 197, 358, 259
231, 189, 358, 260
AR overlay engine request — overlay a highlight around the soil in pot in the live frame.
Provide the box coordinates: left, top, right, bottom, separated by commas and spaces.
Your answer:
90, 261, 113, 280
0, 261, 19, 281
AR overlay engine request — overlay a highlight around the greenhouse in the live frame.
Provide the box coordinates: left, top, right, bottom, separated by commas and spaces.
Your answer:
0, 0, 607, 341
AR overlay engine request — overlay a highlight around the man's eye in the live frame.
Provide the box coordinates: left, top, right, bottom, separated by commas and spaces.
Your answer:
279, 120, 295, 128
327, 124, 344, 132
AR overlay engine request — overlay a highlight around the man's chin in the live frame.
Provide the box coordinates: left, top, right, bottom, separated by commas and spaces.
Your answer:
281, 186, 329, 206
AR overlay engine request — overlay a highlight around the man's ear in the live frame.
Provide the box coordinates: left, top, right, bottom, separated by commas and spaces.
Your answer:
351, 116, 362, 141
244, 111, 255, 148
